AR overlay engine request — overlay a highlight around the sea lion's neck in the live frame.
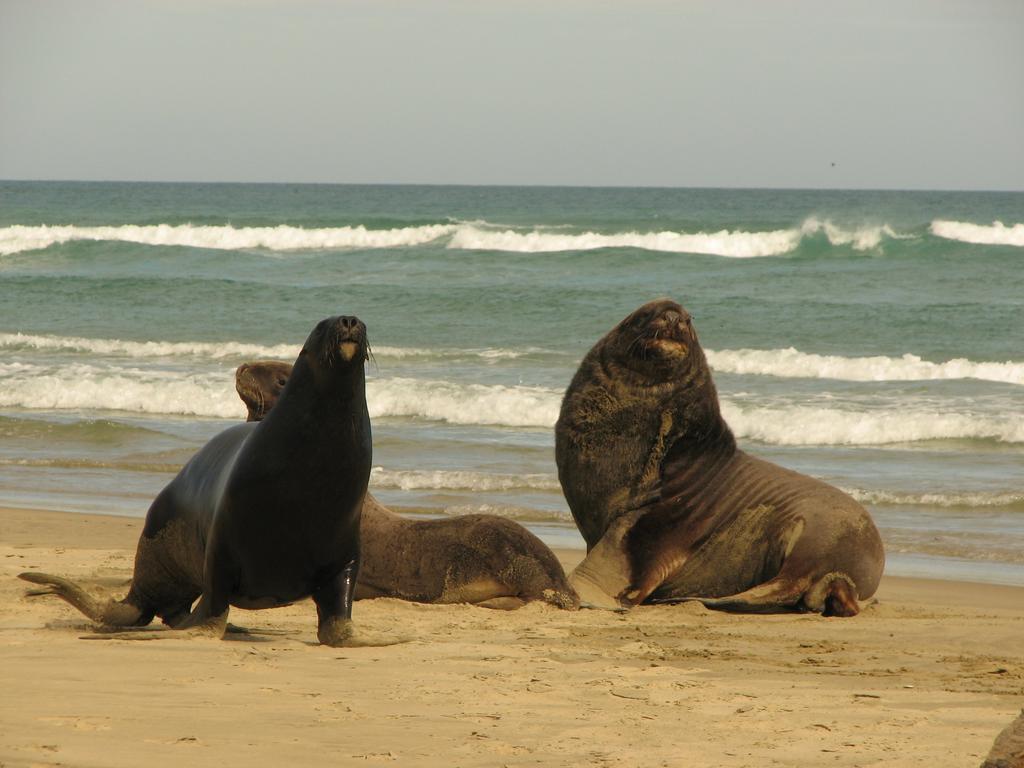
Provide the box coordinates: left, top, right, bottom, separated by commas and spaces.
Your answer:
658, 351, 737, 462
259, 360, 369, 439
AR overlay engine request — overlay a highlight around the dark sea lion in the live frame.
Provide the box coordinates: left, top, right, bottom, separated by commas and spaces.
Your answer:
555, 298, 885, 615
21, 315, 377, 645
235, 359, 292, 422
981, 710, 1024, 768
237, 360, 578, 610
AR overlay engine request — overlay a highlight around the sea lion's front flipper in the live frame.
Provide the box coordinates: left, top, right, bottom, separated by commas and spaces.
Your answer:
569, 512, 642, 611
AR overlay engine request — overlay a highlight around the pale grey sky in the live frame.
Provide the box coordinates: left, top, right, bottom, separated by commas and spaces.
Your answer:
1, 0, 1021, 189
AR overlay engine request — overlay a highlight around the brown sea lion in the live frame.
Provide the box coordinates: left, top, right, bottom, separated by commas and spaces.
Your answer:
236, 360, 578, 610
235, 359, 291, 422
982, 710, 1024, 768
555, 298, 885, 615
21, 315, 379, 645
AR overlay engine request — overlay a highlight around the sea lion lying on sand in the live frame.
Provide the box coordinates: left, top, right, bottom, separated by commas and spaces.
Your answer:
237, 360, 578, 610
555, 298, 885, 615
21, 315, 382, 645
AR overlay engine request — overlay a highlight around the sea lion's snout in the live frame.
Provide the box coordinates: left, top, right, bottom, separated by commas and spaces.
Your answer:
631, 303, 692, 362
333, 316, 367, 362
656, 307, 689, 335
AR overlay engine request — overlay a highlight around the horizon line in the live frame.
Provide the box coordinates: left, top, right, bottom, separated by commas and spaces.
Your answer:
2, 177, 1022, 195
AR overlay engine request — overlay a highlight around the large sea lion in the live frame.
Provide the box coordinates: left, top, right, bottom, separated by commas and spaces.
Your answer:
21, 315, 377, 645
555, 298, 884, 616
237, 360, 578, 610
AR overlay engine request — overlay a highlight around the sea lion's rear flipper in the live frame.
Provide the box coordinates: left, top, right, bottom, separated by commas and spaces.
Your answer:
18, 572, 149, 626
652, 572, 861, 617
650, 576, 809, 613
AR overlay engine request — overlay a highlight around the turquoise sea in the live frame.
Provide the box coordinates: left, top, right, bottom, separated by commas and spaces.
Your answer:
1, 181, 1022, 584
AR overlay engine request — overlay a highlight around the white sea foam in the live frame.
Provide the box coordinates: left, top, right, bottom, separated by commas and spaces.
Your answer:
0, 332, 547, 364
0, 332, 299, 361
801, 217, 911, 251
448, 217, 911, 255
930, 220, 1024, 247
0, 363, 562, 426
438, 504, 575, 524
2, 362, 1020, 444
707, 348, 1024, 386
370, 467, 560, 492
842, 488, 1024, 509
368, 377, 561, 428
0, 223, 455, 256
722, 402, 1024, 446
0, 363, 245, 418
447, 224, 802, 257
0, 218, 917, 257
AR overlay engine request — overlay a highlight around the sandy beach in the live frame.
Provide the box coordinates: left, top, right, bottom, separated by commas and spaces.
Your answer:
0, 506, 1020, 767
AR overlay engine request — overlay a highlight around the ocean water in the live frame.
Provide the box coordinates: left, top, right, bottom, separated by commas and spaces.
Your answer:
1, 181, 1022, 585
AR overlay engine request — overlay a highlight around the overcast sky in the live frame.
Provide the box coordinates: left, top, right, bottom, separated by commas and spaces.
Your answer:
1, 0, 1021, 189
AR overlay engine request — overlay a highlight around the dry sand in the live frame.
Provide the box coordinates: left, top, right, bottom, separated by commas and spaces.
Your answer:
1, 506, 1022, 767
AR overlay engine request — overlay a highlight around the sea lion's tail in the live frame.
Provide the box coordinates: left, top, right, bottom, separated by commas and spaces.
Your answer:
18, 572, 149, 626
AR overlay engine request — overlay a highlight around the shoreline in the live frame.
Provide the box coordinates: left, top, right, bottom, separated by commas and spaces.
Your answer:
5, 504, 1024, 608
7, 500, 1024, 588
2, 504, 1022, 767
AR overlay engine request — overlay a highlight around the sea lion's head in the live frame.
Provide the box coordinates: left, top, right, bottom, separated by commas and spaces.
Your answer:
298, 315, 370, 390
600, 298, 703, 382
235, 360, 293, 422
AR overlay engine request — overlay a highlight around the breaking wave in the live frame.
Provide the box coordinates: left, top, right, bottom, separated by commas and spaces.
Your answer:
843, 488, 1024, 510
722, 402, 1024, 446
0, 332, 548, 364
0, 222, 455, 256
708, 348, 1024, 385
370, 467, 560, 492
447, 225, 802, 257
930, 220, 1024, 247
2, 361, 1021, 445
368, 377, 561, 428
1, 217, 916, 258
0, 362, 245, 419
447, 216, 910, 255
0, 332, 299, 361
